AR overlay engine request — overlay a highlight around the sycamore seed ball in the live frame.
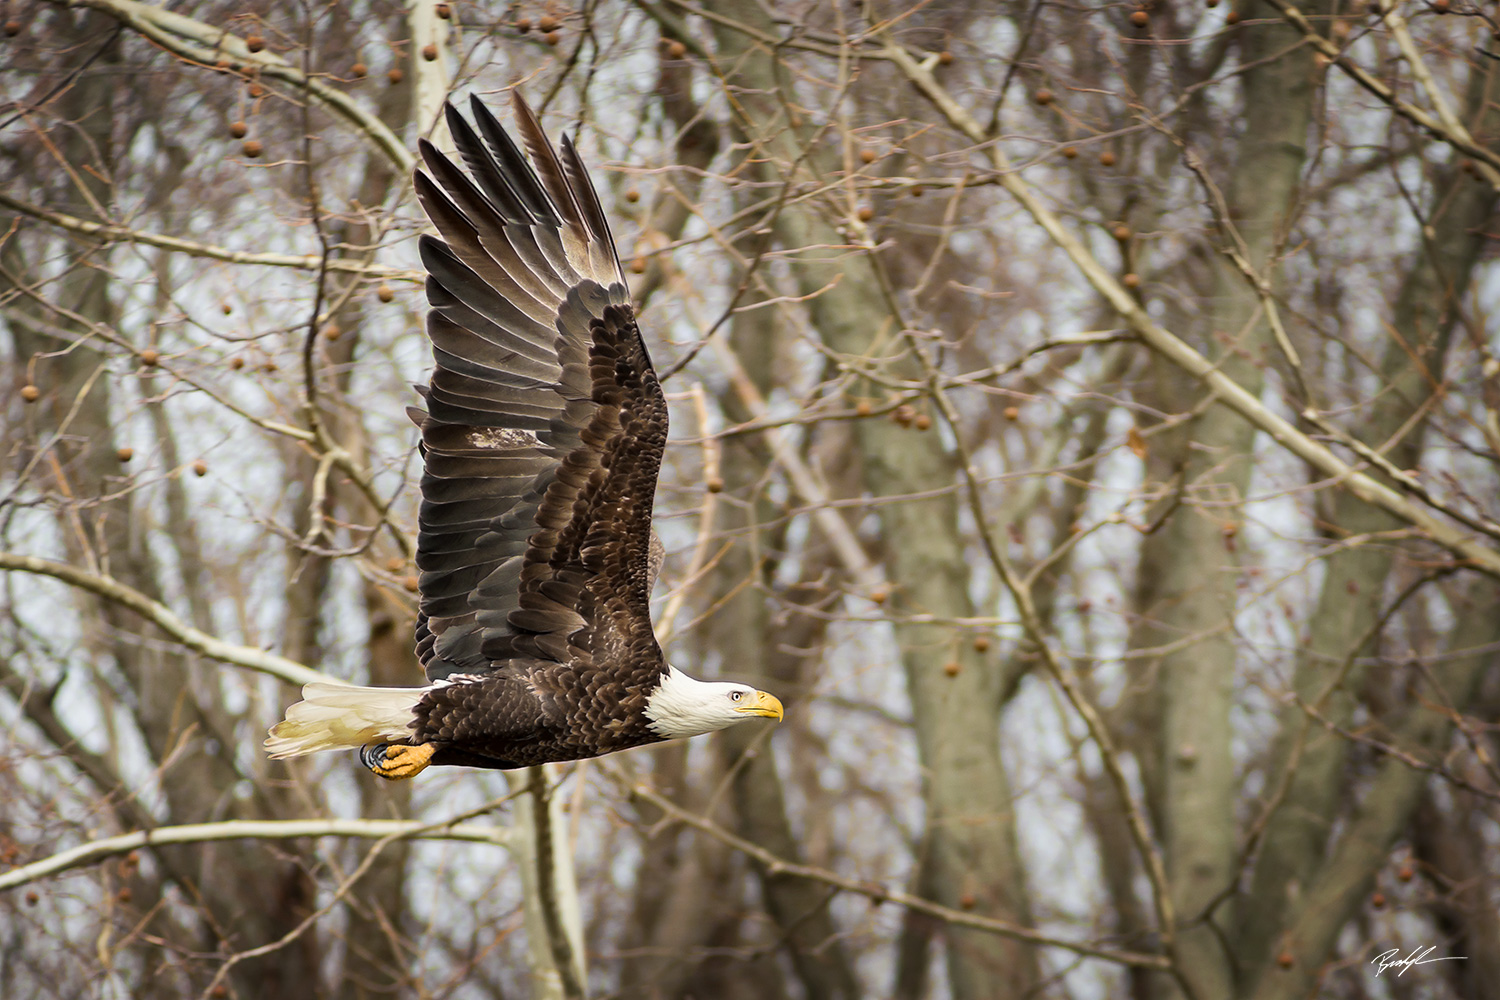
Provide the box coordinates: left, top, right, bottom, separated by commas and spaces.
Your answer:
246, 34, 265, 53
21, 384, 40, 403
377, 284, 395, 303
229, 120, 248, 139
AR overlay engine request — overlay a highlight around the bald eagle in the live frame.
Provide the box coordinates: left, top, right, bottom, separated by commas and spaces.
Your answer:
265, 94, 782, 779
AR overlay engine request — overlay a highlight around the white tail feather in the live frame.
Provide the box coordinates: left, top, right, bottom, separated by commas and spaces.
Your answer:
264, 682, 425, 759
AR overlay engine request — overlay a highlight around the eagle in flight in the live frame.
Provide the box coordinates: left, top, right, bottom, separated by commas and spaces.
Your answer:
265, 93, 783, 779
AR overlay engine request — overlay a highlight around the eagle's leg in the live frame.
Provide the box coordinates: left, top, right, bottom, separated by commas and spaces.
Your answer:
361, 742, 438, 780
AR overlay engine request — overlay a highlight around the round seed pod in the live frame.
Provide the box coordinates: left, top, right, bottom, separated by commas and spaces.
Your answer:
245, 34, 265, 53
242, 139, 264, 158
229, 120, 249, 139
377, 284, 395, 303
21, 384, 40, 403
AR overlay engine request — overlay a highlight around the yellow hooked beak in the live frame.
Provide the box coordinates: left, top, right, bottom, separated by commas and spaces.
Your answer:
736, 689, 784, 721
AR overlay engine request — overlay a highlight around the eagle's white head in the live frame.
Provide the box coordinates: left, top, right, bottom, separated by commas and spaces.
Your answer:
644, 667, 784, 739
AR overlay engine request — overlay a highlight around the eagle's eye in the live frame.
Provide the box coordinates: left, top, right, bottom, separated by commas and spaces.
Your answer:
730, 691, 743, 702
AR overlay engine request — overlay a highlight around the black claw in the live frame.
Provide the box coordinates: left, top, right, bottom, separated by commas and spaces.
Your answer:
359, 743, 390, 770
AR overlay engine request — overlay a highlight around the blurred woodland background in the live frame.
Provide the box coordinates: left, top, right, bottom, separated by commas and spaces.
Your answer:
3, 1, 1500, 998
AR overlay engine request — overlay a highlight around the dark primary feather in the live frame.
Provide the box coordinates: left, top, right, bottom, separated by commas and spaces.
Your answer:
407, 92, 669, 768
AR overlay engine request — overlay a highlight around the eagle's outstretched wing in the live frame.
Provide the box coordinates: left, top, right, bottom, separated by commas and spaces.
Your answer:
412, 93, 667, 691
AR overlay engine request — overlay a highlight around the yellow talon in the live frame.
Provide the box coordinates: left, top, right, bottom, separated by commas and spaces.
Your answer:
366, 742, 437, 780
